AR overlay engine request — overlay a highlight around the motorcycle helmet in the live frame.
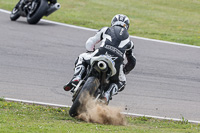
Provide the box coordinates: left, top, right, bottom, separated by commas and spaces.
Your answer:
111, 14, 130, 30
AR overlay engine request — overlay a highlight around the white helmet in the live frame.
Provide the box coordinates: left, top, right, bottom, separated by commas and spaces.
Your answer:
111, 14, 130, 30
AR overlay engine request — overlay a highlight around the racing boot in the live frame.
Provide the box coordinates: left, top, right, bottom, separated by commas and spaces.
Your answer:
63, 65, 85, 91
117, 81, 126, 92
102, 83, 119, 104
101, 81, 126, 104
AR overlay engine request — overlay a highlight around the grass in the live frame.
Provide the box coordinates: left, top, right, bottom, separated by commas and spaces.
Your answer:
0, 0, 200, 46
0, 100, 200, 133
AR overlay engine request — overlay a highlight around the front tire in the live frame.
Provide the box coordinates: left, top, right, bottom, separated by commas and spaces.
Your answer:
69, 76, 100, 117
27, 0, 48, 24
10, 2, 21, 21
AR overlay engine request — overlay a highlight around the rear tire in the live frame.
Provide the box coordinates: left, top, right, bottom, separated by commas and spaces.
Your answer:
10, 2, 20, 21
27, 0, 48, 24
69, 76, 100, 117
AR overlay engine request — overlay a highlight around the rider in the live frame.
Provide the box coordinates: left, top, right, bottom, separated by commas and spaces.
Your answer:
64, 14, 136, 103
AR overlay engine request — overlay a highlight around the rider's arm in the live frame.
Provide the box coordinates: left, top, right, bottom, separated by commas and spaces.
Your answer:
123, 41, 136, 74
85, 27, 108, 52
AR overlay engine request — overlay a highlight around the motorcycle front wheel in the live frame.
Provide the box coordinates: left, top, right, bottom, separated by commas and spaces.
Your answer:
69, 76, 100, 117
27, 0, 48, 24
10, 1, 21, 21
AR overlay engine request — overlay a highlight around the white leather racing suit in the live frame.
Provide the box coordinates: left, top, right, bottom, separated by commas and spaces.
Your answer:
75, 25, 136, 92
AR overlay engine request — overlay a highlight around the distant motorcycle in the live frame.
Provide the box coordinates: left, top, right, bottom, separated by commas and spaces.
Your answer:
68, 55, 117, 117
10, 0, 60, 24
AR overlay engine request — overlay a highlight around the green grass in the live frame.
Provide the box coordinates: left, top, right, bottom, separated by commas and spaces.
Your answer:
0, 0, 200, 46
0, 100, 200, 133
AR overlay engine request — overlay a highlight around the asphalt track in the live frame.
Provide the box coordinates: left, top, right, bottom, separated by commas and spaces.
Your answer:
0, 10, 200, 122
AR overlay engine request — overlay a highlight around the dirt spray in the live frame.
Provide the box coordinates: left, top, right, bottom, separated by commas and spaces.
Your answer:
77, 94, 127, 125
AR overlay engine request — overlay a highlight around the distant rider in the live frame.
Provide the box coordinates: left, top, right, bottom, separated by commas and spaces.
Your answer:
64, 14, 136, 104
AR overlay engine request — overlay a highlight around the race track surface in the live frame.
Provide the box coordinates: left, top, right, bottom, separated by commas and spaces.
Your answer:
0, 11, 200, 121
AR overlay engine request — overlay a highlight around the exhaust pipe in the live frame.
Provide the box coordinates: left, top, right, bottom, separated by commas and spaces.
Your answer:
45, 3, 61, 16
98, 61, 107, 71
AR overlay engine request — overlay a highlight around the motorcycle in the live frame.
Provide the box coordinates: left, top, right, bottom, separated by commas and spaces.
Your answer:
10, 0, 60, 24
69, 55, 117, 117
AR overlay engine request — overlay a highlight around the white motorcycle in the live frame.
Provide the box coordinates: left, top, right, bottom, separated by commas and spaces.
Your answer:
69, 55, 117, 117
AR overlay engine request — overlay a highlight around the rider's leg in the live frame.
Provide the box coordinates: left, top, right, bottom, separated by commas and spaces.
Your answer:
103, 81, 126, 104
63, 64, 85, 91
63, 52, 93, 91
103, 64, 126, 103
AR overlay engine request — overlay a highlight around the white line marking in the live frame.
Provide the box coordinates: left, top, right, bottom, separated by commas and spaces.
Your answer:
131, 36, 200, 48
1, 8, 199, 49
0, 8, 10, 14
4, 97, 200, 124
121, 112, 200, 124
4, 97, 70, 108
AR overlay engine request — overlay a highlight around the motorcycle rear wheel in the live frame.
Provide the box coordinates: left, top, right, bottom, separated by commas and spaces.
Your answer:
27, 0, 48, 24
69, 76, 100, 117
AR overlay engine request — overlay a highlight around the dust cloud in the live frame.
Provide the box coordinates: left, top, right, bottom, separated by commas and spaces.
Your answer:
77, 93, 127, 125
